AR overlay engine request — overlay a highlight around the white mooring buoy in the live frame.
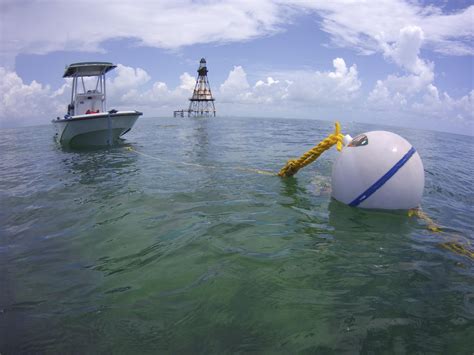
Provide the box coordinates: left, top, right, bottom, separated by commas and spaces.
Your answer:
331, 131, 424, 210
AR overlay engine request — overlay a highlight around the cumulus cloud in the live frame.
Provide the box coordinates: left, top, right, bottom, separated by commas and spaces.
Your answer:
384, 26, 428, 74
253, 77, 289, 104
178, 72, 196, 92
219, 66, 251, 101
412, 87, 474, 123
219, 58, 360, 106
0, 67, 65, 127
351, 21, 474, 129
367, 60, 473, 128
368, 27, 434, 112
214, 49, 472, 130
287, 58, 361, 103
107, 64, 151, 99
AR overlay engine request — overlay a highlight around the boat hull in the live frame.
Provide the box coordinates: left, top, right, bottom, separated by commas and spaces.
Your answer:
52, 111, 142, 146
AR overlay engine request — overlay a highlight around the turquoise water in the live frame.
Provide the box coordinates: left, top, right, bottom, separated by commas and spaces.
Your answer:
1, 117, 473, 353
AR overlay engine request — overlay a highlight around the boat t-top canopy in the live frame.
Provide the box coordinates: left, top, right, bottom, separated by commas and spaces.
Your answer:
63, 62, 117, 78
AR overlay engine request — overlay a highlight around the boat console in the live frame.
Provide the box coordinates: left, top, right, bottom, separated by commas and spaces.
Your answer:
75, 90, 105, 115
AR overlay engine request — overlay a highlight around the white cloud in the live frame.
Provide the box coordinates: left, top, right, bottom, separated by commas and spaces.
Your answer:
368, 26, 434, 111
107, 64, 150, 99
219, 66, 251, 102
219, 58, 360, 106
1, 1, 472, 68
112, 66, 196, 111
178, 72, 196, 92
384, 26, 427, 75
0, 0, 286, 68
412, 88, 474, 124
367, 74, 473, 129
290, 1, 474, 56
368, 79, 409, 108
0, 67, 65, 126
273, 58, 361, 104
253, 77, 289, 104
354, 22, 473, 130
367, 81, 474, 130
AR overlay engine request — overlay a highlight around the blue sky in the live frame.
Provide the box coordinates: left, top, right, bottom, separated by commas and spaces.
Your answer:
0, 0, 473, 135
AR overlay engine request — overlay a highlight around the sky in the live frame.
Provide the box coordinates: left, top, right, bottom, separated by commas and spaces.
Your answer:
0, 0, 473, 135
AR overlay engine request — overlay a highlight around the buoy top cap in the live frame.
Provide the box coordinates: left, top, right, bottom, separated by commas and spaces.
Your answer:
348, 134, 368, 147
345, 130, 412, 151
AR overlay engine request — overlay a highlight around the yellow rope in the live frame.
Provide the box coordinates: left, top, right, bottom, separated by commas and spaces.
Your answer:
278, 122, 344, 177
408, 208, 441, 232
440, 241, 474, 259
125, 146, 275, 176
408, 207, 473, 260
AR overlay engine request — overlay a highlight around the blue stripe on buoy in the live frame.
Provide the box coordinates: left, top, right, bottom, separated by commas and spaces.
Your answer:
349, 146, 416, 207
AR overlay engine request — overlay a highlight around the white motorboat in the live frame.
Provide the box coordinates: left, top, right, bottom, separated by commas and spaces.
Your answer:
53, 62, 142, 146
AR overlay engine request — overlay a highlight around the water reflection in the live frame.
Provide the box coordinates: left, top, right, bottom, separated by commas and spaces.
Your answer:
60, 143, 138, 186
178, 118, 210, 164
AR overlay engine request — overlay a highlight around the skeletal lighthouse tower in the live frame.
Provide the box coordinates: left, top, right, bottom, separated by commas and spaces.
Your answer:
188, 58, 216, 117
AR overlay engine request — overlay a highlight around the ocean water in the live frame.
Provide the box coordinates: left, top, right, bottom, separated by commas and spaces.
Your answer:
1, 116, 473, 353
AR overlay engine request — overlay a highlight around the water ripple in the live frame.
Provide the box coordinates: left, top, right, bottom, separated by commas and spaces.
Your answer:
0, 118, 472, 353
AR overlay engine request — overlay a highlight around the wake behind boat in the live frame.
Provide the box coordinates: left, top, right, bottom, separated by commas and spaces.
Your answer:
53, 62, 142, 146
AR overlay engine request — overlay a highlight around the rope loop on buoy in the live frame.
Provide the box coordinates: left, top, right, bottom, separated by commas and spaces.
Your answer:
278, 121, 344, 177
